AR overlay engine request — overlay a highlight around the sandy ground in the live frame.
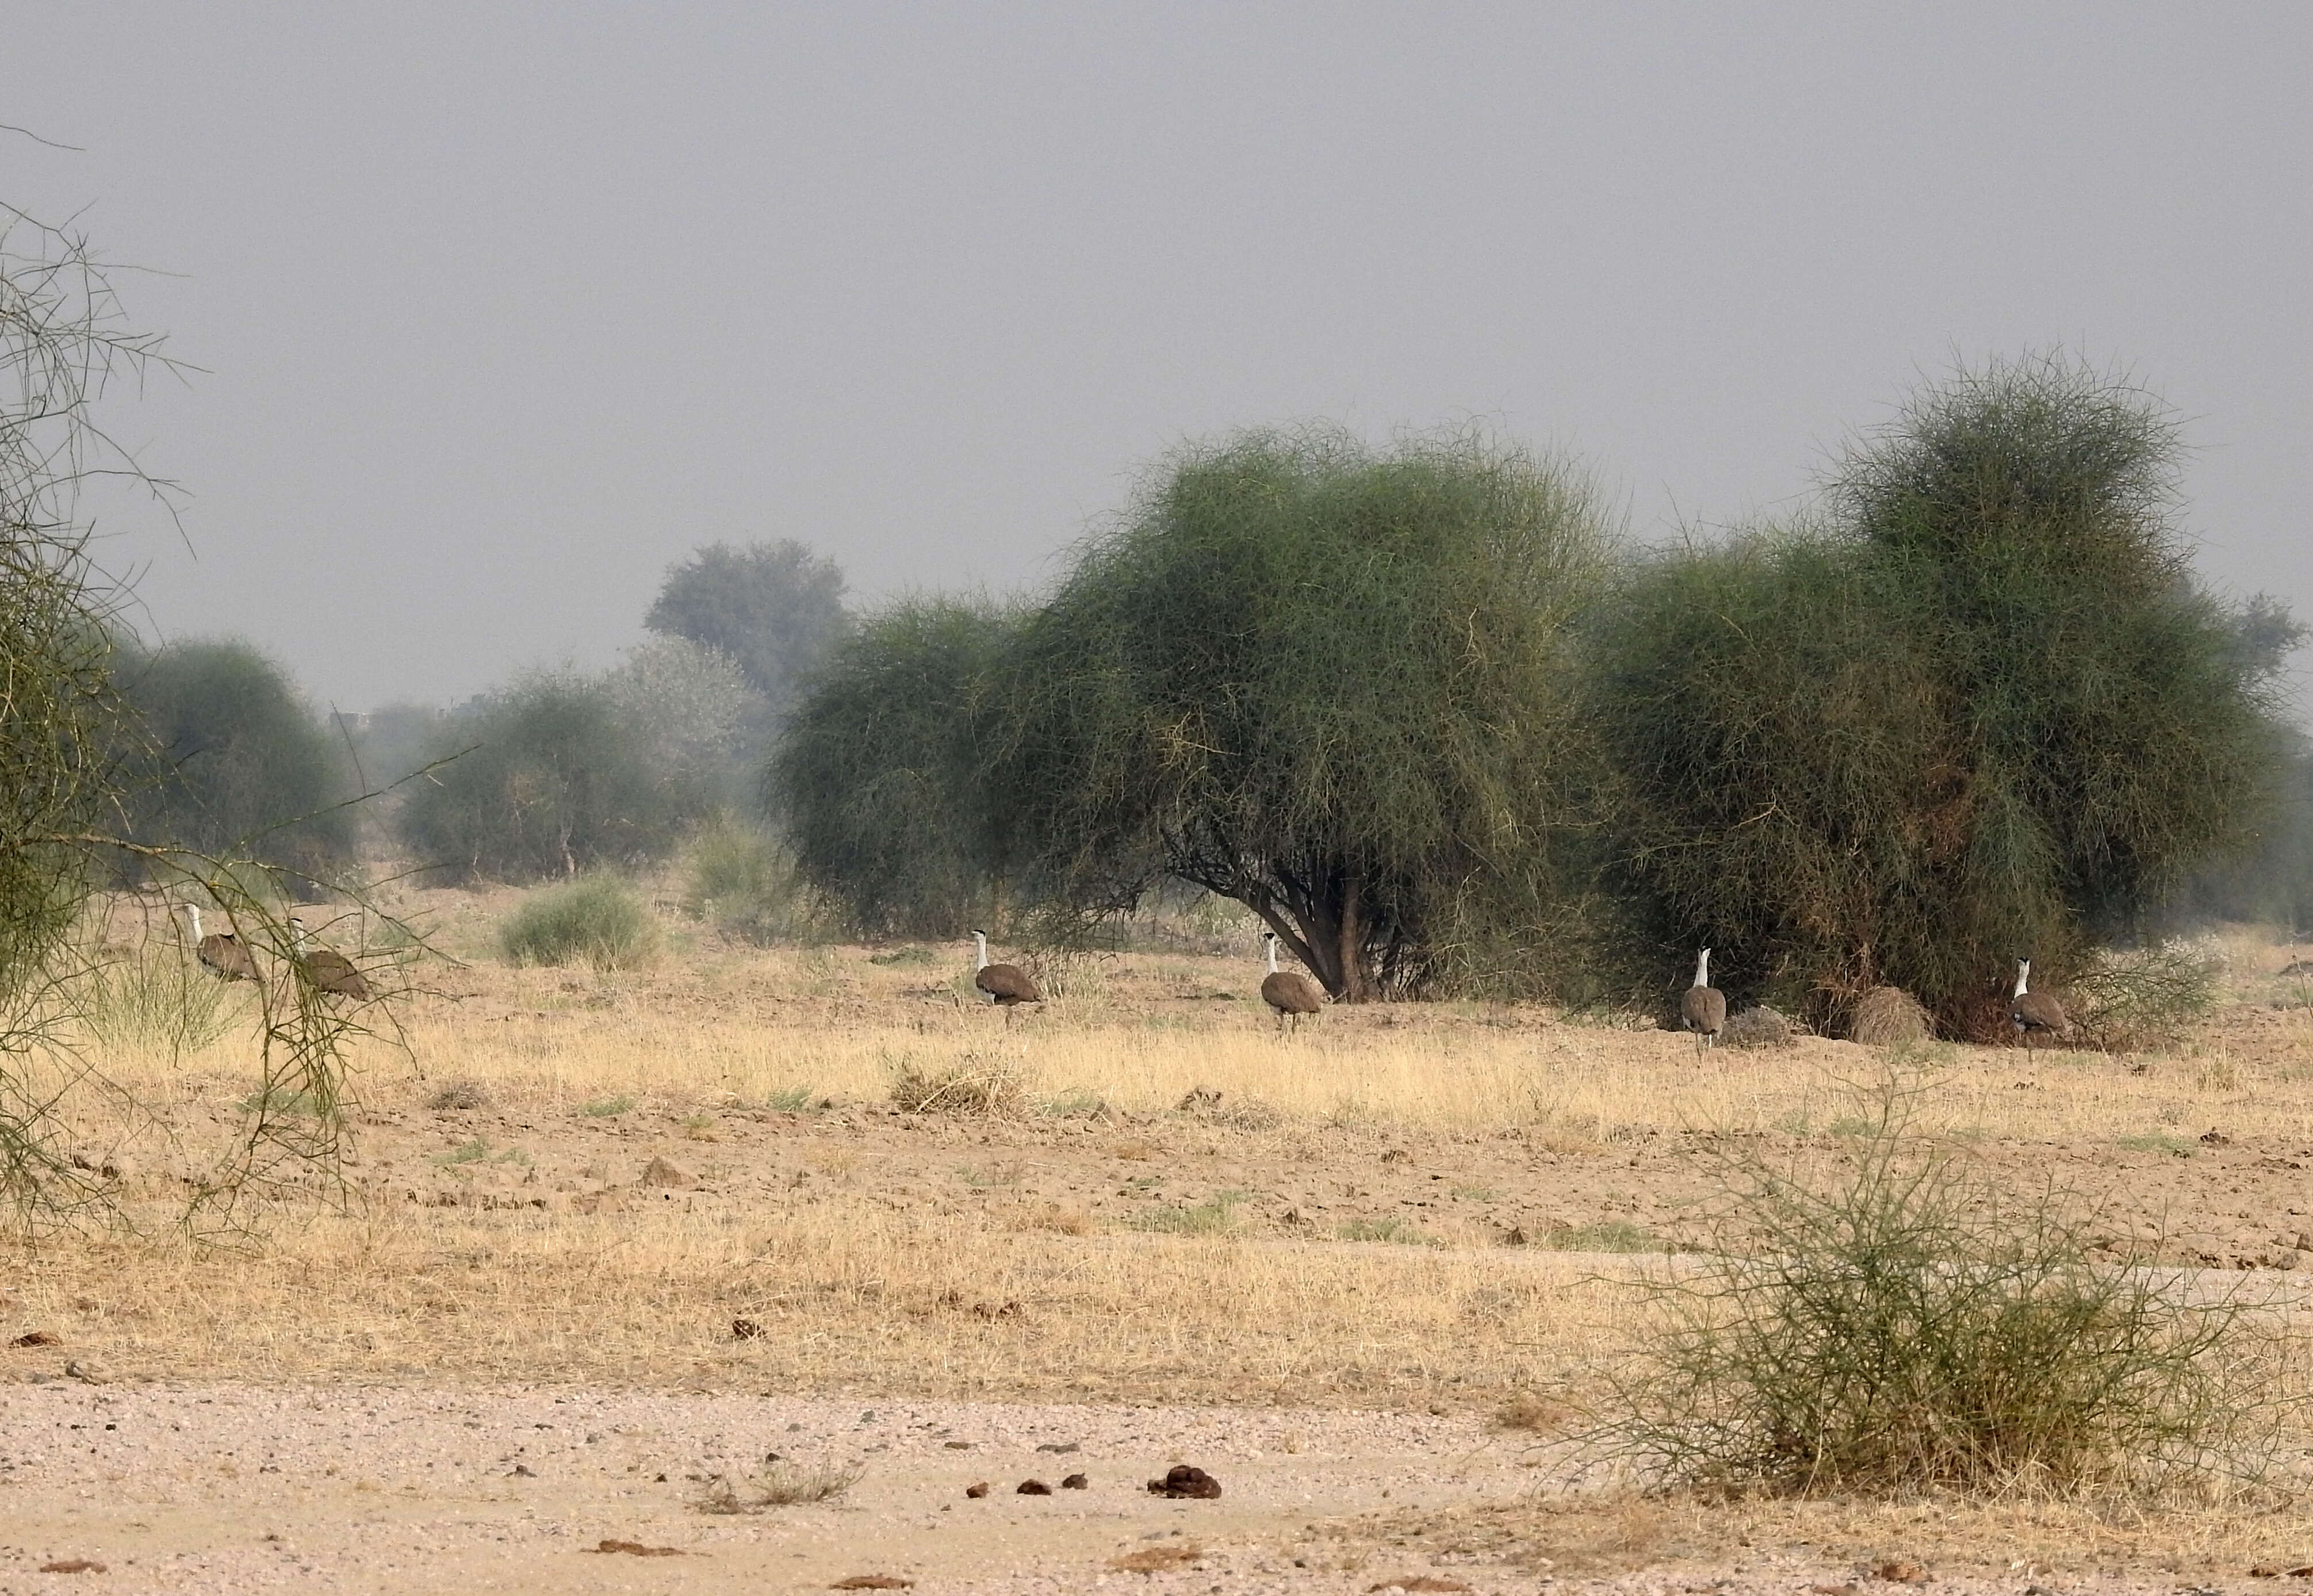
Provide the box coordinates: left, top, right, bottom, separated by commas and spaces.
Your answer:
6, 1382, 2306, 1596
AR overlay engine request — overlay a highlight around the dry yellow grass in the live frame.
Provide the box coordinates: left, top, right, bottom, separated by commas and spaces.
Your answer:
12, 896, 2313, 1421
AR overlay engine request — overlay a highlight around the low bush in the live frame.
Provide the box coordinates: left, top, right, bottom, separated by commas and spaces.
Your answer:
80, 953, 238, 1058
2069, 943, 2222, 1051
499, 877, 657, 970
680, 814, 820, 944
887, 1055, 1029, 1116
1848, 986, 1931, 1046
1603, 1080, 2287, 1497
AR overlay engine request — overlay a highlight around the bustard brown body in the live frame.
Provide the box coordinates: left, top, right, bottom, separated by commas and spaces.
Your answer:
970, 929, 1042, 1024
290, 917, 372, 1000
1259, 932, 1326, 1033
179, 904, 258, 983
1681, 947, 1726, 1051
2010, 957, 2068, 1052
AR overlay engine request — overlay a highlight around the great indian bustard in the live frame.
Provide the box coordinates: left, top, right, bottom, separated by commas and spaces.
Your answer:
289, 916, 372, 1001
1681, 947, 1726, 1051
178, 902, 258, 983
970, 929, 1042, 1025
1259, 931, 1326, 1034
2010, 956, 2069, 1052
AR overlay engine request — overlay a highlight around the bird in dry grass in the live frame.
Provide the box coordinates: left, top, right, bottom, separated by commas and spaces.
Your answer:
1681, 947, 1726, 1052
177, 902, 257, 983
289, 916, 372, 1000
2009, 956, 2069, 1052
1259, 931, 1325, 1034
970, 929, 1041, 1025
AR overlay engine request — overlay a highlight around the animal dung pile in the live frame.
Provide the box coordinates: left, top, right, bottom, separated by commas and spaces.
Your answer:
1849, 985, 1931, 1046
1146, 1464, 1221, 1499
1016, 1478, 1051, 1494
1719, 1005, 1795, 1049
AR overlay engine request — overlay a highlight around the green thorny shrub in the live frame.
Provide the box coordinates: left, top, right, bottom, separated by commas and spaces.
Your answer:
987, 425, 1614, 1002
1602, 1078, 2293, 1498
500, 876, 658, 970
1594, 355, 2293, 1038
1, 204, 405, 1231
681, 813, 824, 945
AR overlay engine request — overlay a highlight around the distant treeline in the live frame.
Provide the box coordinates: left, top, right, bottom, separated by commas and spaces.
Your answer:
104, 359, 2313, 1038
108, 540, 849, 894
767, 357, 2311, 1039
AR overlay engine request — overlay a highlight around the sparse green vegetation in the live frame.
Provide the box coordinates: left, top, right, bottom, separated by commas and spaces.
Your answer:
1337, 1215, 1431, 1245
579, 1094, 635, 1119
1128, 1191, 1249, 1236
499, 877, 657, 970
1606, 1082, 2284, 1495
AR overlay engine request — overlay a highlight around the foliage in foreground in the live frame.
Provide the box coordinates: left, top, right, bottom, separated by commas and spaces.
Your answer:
1593, 355, 2294, 1036
1604, 1081, 2288, 1497
499, 876, 658, 970
0, 202, 409, 1233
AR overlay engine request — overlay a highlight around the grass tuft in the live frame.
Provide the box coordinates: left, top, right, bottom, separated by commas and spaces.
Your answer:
888, 1055, 1030, 1116
695, 1462, 859, 1513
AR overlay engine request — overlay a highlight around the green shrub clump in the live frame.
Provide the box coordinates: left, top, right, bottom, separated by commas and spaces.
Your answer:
499, 877, 658, 970
1607, 1084, 2282, 1496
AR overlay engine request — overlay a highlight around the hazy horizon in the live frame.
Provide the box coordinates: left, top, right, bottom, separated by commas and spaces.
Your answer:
10, 3, 2310, 714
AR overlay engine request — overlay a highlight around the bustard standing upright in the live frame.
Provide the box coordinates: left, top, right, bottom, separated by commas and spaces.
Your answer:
970, 929, 1041, 1025
178, 902, 258, 983
2009, 956, 2068, 1052
1681, 947, 1726, 1051
289, 916, 372, 1000
1259, 931, 1326, 1034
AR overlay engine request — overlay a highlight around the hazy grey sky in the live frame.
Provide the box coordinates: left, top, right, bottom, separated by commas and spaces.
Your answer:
11, 3, 2310, 712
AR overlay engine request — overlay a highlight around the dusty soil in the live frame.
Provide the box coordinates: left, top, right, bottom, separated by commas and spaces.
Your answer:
5, 1383, 2311, 1595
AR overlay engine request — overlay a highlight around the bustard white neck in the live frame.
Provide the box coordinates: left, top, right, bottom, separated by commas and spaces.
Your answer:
972, 931, 990, 971
1692, 948, 1711, 988
1265, 935, 1279, 975
182, 903, 202, 940
2014, 958, 2031, 998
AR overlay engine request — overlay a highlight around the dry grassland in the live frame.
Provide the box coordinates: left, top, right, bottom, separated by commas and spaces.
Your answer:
9, 898, 2313, 1415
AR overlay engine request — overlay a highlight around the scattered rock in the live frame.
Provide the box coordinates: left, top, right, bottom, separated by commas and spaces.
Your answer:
1812, 1585, 1860, 1595
829, 1579, 912, 1591
1016, 1478, 1051, 1494
63, 1359, 106, 1384
970, 1299, 1022, 1320
964, 1480, 990, 1498
1175, 1088, 1222, 1112
9, 1330, 60, 1348
591, 1538, 684, 1557
1060, 1472, 1088, 1489
1110, 1544, 1203, 1572
1146, 1464, 1221, 1499
1369, 1580, 1470, 1594
641, 1156, 695, 1188
1721, 1004, 1795, 1049
1500, 1225, 1529, 1246
731, 1317, 763, 1340
1035, 1441, 1079, 1453
942, 1440, 972, 1449
1868, 1560, 1929, 1583
40, 1561, 106, 1575
2201, 1128, 2232, 1146
511, 1463, 536, 1477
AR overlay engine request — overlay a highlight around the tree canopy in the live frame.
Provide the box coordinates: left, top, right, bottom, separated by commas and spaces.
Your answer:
1593, 356, 2292, 1035
764, 596, 1016, 937
645, 539, 850, 725
991, 427, 1613, 998
114, 638, 354, 892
